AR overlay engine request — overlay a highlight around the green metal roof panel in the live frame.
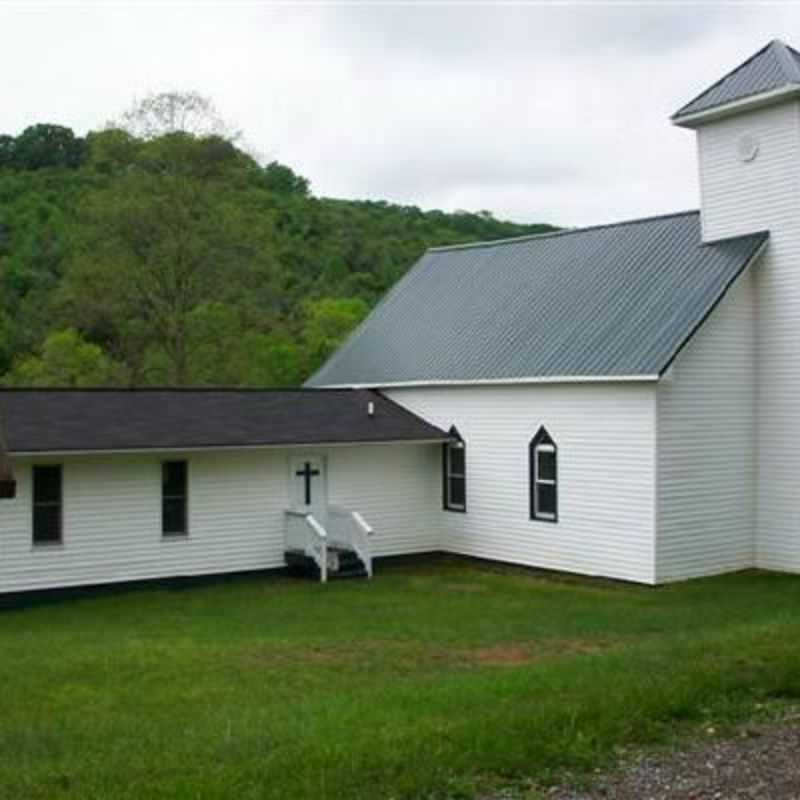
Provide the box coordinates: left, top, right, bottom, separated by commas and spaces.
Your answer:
673, 40, 800, 121
308, 211, 767, 387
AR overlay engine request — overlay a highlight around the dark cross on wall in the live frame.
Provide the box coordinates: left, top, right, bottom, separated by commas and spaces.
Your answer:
295, 461, 320, 505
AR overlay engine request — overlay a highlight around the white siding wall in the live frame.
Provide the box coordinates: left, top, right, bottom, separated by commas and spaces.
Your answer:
697, 100, 800, 573
328, 445, 441, 557
656, 270, 757, 582
387, 384, 658, 584
0, 444, 440, 594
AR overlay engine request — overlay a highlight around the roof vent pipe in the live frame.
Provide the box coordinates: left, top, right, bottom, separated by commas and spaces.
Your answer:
367, 401, 375, 417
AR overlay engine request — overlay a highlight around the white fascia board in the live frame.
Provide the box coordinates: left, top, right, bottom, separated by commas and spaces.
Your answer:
672, 85, 800, 128
9, 438, 448, 458
321, 375, 661, 390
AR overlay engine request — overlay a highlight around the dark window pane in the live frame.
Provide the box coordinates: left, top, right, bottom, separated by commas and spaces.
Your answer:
449, 446, 465, 476
537, 450, 556, 481
33, 504, 61, 544
162, 498, 187, 535
449, 477, 466, 508
162, 461, 187, 497
33, 465, 61, 504
537, 483, 556, 516
32, 466, 62, 545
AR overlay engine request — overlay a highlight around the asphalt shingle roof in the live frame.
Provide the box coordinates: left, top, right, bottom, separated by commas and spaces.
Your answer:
308, 211, 768, 387
673, 39, 800, 122
0, 389, 448, 454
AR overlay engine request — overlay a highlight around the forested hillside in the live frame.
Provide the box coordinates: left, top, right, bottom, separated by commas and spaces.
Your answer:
0, 109, 554, 387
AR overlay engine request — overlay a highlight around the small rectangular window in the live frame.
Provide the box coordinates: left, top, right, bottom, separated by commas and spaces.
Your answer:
162, 461, 188, 536
32, 465, 62, 545
443, 436, 466, 512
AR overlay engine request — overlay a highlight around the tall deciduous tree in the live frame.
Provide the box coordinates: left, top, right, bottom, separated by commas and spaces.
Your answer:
62, 133, 277, 385
110, 91, 239, 141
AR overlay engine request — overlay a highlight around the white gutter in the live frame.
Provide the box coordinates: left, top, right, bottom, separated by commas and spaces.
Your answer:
321, 375, 660, 390
8, 438, 449, 459
672, 84, 800, 128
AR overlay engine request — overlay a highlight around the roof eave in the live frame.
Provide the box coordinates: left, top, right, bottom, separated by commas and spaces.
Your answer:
672, 84, 800, 128
320, 375, 662, 390
6, 437, 449, 458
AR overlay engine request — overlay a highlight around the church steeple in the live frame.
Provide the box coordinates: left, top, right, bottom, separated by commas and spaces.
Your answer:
670, 38, 800, 578
672, 39, 800, 128
672, 39, 800, 243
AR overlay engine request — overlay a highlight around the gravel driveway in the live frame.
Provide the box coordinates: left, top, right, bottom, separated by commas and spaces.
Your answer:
542, 715, 800, 799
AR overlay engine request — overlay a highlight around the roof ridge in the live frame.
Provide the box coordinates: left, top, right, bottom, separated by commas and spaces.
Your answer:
428, 210, 700, 253
672, 39, 796, 120
773, 38, 800, 82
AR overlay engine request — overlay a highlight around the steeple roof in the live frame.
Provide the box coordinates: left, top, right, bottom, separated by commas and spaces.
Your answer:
673, 39, 800, 125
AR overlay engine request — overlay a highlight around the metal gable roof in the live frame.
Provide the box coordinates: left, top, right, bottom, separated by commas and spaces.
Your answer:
673, 39, 800, 122
307, 211, 768, 388
0, 389, 448, 454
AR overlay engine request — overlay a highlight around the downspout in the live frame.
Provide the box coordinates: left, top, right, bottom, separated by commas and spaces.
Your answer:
0, 408, 16, 499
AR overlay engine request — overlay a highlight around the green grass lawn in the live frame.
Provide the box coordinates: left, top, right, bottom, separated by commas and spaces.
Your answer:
1, 557, 800, 800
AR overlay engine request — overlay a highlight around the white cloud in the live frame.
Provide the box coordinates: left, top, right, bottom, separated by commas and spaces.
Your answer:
1, 2, 799, 226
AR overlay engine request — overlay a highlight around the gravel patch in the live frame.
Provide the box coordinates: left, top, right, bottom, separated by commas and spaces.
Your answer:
543, 715, 800, 800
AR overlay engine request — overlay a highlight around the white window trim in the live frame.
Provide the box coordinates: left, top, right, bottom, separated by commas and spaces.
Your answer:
533, 442, 556, 521
445, 441, 466, 512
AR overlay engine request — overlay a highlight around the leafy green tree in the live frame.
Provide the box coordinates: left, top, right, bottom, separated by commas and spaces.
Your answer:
241, 331, 307, 387
0, 106, 556, 387
6, 329, 118, 386
12, 124, 86, 170
262, 161, 310, 196
0, 168, 87, 372
84, 128, 141, 175
0, 135, 14, 168
0, 311, 14, 374
185, 303, 249, 385
302, 297, 369, 374
62, 133, 276, 385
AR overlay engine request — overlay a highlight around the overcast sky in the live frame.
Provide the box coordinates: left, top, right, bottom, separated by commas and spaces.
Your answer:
3, 1, 800, 226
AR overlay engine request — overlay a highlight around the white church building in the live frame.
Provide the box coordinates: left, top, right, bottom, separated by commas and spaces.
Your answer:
2, 39, 800, 593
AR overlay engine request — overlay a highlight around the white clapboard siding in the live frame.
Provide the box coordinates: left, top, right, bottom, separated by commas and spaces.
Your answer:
0, 444, 440, 593
697, 99, 800, 573
328, 444, 441, 556
656, 270, 756, 582
386, 384, 657, 584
